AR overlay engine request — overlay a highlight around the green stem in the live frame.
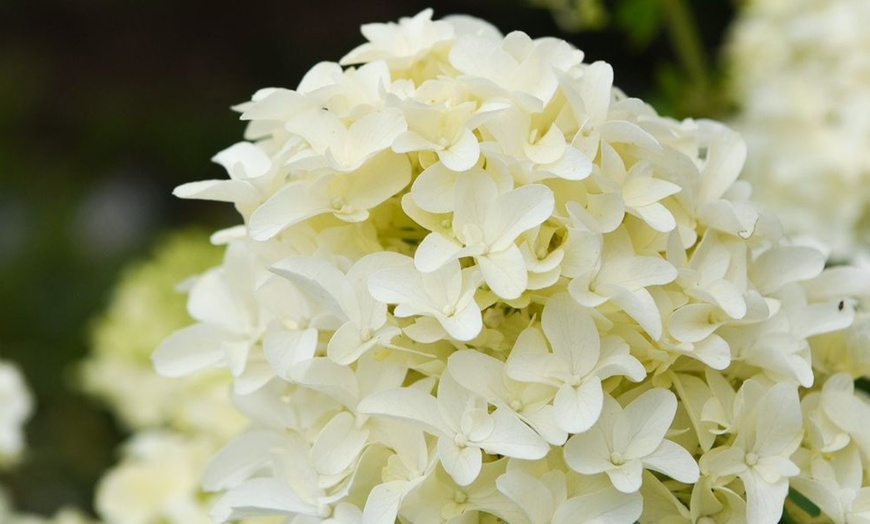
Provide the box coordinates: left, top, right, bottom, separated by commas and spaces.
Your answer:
660, 0, 712, 113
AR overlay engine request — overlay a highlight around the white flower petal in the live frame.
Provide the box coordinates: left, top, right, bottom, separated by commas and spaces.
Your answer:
554, 379, 603, 434
606, 460, 644, 494
263, 328, 319, 379
477, 246, 528, 299
212, 141, 272, 180
211, 478, 314, 522
327, 109, 406, 172
342, 151, 412, 211
486, 184, 555, 251
624, 388, 677, 458
741, 470, 788, 524
608, 287, 664, 340
311, 412, 369, 476
668, 304, 720, 343
448, 351, 511, 404
414, 233, 466, 273
496, 471, 555, 524
438, 127, 480, 172
749, 246, 825, 294
631, 203, 676, 232
564, 423, 613, 475
438, 437, 482, 486
249, 180, 326, 240
553, 489, 642, 524
643, 439, 699, 484
173, 179, 259, 204
542, 293, 599, 375
752, 382, 802, 458
358, 388, 447, 437
363, 480, 414, 524
152, 324, 225, 377
411, 163, 460, 213
480, 409, 549, 460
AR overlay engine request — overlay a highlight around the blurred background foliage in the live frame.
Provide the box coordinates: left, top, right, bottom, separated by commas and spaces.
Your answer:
0, 0, 734, 517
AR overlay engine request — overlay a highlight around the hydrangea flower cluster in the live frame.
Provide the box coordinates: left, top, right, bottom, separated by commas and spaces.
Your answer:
727, 0, 870, 263
156, 10, 870, 523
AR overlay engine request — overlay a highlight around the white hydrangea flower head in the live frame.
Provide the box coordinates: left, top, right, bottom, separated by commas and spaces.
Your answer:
158, 9, 870, 524
0, 360, 33, 467
727, 0, 870, 262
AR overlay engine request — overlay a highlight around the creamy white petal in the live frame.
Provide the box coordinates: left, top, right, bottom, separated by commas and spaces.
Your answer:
542, 293, 599, 376
212, 141, 272, 180
152, 324, 225, 377
358, 388, 447, 437
438, 127, 480, 172
438, 437, 482, 486
477, 246, 528, 300
741, 471, 788, 524
479, 409, 549, 460
624, 388, 677, 458
486, 184, 554, 252
643, 439, 700, 484
311, 412, 369, 476
211, 478, 314, 522
606, 460, 644, 494
553, 379, 603, 434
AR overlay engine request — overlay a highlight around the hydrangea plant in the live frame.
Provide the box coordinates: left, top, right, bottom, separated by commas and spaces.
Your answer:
155, 9, 870, 524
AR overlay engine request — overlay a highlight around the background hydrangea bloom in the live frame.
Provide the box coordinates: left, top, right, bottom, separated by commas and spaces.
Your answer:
727, 0, 870, 263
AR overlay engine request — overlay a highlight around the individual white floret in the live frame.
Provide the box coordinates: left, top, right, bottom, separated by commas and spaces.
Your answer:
358, 373, 548, 486
700, 380, 803, 524
563, 388, 700, 493
414, 170, 554, 299
505, 293, 645, 435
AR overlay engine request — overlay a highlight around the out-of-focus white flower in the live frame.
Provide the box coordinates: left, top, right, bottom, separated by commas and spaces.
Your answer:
727, 0, 870, 262
96, 432, 213, 524
156, 9, 870, 524
0, 360, 32, 466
